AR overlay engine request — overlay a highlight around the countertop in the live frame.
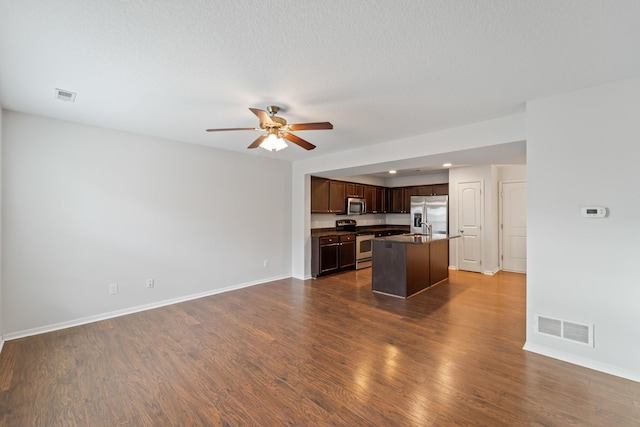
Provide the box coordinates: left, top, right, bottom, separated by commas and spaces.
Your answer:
373, 234, 461, 244
311, 225, 409, 237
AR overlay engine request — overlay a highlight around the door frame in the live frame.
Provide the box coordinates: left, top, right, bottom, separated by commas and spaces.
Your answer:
498, 180, 527, 272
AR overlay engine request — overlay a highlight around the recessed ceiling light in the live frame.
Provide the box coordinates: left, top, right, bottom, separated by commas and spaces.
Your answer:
55, 88, 76, 103
443, 163, 452, 167
389, 170, 397, 174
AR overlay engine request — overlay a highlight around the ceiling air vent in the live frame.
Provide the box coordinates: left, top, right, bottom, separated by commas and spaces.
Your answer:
55, 88, 76, 103
535, 314, 594, 347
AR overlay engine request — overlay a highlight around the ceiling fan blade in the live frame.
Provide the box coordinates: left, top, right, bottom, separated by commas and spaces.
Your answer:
249, 108, 274, 125
206, 127, 258, 132
282, 132, 316, 150
288, 122, 333, 131
247, 134, 267, 149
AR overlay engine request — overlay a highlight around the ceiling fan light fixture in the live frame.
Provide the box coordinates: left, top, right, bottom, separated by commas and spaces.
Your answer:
260, 133, 287, 151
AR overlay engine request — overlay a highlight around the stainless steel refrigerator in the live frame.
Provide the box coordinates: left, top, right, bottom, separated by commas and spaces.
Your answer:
410, 195, 448, 236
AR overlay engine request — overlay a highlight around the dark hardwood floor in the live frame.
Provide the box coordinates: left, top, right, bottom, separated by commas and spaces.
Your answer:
1, 269, 639, 426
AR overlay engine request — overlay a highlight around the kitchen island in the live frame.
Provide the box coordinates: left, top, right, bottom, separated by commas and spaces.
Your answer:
371, 234, 460, 298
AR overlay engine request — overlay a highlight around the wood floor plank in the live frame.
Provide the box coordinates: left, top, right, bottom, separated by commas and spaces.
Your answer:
1, 269, 640, 426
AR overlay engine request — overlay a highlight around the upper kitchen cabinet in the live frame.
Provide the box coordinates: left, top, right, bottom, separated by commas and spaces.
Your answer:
346, 183, 364, 198
364, 186, 374, 212
329, 180, 346, 213
374, 186, 386, 213
415, 184, 449, 196
310, 176, 447, 215
311, 177, 346, 214
388, 184, 448, 213
311, 176, 330, 213
390, 188, 408, 213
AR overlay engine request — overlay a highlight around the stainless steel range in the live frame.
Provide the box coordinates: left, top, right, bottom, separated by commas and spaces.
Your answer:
355, 233, 374, 269
335, 219, 373, 270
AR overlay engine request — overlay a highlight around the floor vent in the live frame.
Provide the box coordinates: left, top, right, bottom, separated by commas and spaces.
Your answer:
55, 88, 76, 102
535, 314, 593, 347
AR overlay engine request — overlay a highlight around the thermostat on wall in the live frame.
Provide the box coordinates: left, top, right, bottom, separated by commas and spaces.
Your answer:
581, 207, 608, 218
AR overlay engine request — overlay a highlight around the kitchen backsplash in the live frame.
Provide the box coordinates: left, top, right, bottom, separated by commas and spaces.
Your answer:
311, 213, 410, 229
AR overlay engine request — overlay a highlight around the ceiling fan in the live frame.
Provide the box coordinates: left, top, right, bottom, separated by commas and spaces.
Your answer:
206, 106, 333, 151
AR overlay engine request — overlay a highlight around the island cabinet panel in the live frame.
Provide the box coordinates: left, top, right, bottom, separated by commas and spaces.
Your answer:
371, 241, 409, 297
429, 239, 449, 285
405, 244, 431, 297
372, 235, 454, 298
372, 240, 430, 297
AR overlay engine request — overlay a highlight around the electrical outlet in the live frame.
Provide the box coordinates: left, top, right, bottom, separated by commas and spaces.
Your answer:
146, 278, 154, 288
108, 283, 118, 295
263, 259, 269, 268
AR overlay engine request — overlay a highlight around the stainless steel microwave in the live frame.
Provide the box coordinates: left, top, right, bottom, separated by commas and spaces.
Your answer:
346, 197, 366, 215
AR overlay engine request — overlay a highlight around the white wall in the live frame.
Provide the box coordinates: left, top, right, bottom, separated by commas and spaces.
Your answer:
0, 110, 3, 346
1, 111, 292, 337
292, 113, 527, 278
525, 76, 640, 381
386, 171, 449, 188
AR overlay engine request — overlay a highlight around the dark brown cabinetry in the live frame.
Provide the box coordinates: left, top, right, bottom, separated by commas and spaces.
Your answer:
311, 234, 356, 277
371, 237, 450, 298
329, 181, 346, 213
346, 183, 364, 198
416, 183, 449, 196
310, 176, 448, 215
390, 187, 416, 213
339, 234, 356, 269
388, 184, 449, 213
311, 176, 346, 214
364, 186, 374, 212
374, 186, 386, 213
311, 176, 329, 213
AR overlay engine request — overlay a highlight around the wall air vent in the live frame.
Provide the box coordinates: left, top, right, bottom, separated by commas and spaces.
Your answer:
535, 314, 594, 347
55, 88, 76, 102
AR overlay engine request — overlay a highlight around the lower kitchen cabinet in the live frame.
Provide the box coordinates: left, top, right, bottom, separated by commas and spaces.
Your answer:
311, 234, 356, 277
339, 235, 356, 269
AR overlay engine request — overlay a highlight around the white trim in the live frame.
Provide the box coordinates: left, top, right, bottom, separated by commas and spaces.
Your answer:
3, 274, 290, 341
523, 342, 640, 383
0, 338, 4, 356
483, 267, 500, 275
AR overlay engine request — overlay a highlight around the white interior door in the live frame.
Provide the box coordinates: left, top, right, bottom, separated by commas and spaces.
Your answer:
457, 181, 482, 273
501, 181, 527, 273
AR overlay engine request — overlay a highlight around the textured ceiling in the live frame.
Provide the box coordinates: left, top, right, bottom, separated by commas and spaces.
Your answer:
1, 0, 640, 164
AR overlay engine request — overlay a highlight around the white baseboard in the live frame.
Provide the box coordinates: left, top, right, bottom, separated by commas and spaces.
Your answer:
484, 267, 500, 275
0, 337, 4, 356
3, 274, 290, 341
523, 341, 640, 383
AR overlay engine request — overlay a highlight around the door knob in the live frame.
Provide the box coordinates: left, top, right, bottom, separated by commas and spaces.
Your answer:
459, 230, 464, 234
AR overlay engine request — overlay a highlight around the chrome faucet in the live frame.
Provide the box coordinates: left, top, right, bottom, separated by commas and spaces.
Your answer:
419, 221, 432, 236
